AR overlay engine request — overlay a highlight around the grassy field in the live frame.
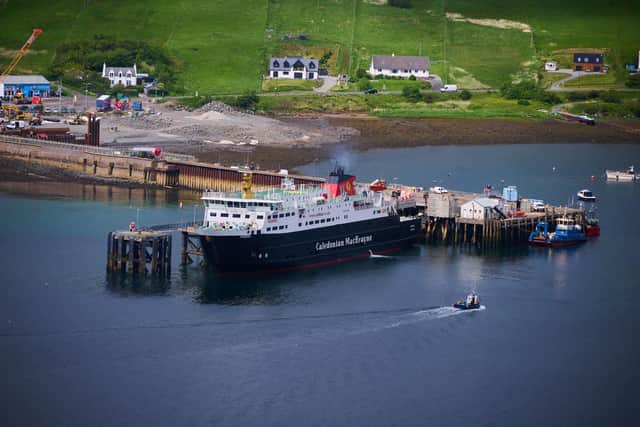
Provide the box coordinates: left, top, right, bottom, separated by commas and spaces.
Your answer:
261, 79, 322, 92
1, 0, 639, 95
563, 73, 620, 88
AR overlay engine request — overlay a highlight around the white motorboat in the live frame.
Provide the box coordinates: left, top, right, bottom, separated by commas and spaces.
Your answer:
577, 189, 596, 202
606, 165, 637, 182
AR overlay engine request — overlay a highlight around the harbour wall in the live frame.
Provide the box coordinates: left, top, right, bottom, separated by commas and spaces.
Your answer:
0, 135, 323, 190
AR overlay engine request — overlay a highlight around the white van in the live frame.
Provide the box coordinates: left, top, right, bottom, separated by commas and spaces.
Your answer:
440, 84, 458, 93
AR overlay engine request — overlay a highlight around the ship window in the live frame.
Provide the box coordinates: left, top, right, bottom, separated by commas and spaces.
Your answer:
315, 220, 319, 224
233, 214, 241, 218
257, 215, 264, 219
279, 225, 284, 230
321, 219, 325, 223
245, 214, 250, 219
241, 202, 247, 208
221, 213, 229, 218
279, 214, 284, 218
344, 215, 348, 219
267, 227, 271, 231
209, 212, 217, 217
299, 223, 302, 227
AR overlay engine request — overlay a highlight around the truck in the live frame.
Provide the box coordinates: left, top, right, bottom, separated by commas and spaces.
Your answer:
440, 84, 458, 93
96, 95, 112, 112
6, 120, 26, 129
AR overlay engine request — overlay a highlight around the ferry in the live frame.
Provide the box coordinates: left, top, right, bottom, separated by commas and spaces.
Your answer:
606, 165, 637, 182
528, 218, 587, 247
577, 189, 596, 202
188, 167, 422, 273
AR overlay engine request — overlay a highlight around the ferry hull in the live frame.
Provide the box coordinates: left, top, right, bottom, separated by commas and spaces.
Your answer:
528, 237, 587, 247
196, 216, 421, 273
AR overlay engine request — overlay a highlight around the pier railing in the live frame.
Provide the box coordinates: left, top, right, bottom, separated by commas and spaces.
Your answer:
0, 134, 196, 161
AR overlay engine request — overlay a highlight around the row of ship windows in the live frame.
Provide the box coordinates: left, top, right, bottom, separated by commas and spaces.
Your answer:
209, 200, 274, 208
267, 212, 294, 220
265, 216, 347, 232
209, 212, 265, 219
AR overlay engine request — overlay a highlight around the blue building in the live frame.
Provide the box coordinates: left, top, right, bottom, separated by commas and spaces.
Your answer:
0, 75, 51, 99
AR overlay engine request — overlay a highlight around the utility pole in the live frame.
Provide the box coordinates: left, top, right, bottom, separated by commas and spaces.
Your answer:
58, 80, 61, 112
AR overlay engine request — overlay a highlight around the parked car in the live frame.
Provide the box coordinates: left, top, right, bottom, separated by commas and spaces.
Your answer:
364, 88, 378, 94
440, 84, 458, 93
531, 201, 545, 212
430, 186, 448, 194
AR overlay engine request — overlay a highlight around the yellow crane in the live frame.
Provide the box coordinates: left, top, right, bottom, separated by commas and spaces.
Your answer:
1, 29, 44, 103
0, 28, 43, 79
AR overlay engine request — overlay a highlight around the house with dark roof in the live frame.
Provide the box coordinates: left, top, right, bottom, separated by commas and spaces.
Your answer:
102, 63, 138, 87
573, 53, 604, 72
269, 57, 318, 80
368, 55, 430, 79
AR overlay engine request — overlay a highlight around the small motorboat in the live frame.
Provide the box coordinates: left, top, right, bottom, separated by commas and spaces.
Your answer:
577, 189, 596, 202
453, 293, 481, 310
606, 165, 637, 182
369, 178, 387, 192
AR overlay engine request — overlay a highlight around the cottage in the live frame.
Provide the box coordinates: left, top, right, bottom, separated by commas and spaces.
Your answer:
269, 57, 318, 80
460, 198, 500, 221
544, 61, 558, 72
573, 53, 604, 72
102, 63, 138, 87
368, 55, 430, 79
0, 75, 50, 99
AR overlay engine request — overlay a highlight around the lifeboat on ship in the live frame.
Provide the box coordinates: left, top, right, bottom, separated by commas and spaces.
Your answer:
369, 178, 387, 192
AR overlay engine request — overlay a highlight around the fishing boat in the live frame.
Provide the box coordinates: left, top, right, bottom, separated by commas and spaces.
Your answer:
606, 165, 637, 182
584, 209, 600, 237
453, 293, 481, 310
577, 189, 596, 202
188, 166, 422, 273
528, 217, 587, 247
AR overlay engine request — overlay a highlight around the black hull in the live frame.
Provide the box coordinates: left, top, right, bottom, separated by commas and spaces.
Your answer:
197, 216, 421, 273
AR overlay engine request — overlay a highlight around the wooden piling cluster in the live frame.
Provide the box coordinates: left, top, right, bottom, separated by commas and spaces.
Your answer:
180, 230, 206, 266
106, 231, 172, 274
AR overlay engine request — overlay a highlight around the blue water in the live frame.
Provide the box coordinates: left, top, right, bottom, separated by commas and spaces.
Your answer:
2, 144, 639, 426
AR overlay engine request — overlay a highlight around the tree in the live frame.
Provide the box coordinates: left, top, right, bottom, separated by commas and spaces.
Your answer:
357, 78, 372, 91
402, 86, 422, 102
460, 90, 472, 100
237, 91, 259, 110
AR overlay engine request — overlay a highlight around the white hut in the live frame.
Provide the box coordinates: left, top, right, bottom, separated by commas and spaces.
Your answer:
460, 197, 500, 221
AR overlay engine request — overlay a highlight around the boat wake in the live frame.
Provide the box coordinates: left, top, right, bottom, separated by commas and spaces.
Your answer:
368, 250, 395, 259
382, 305, 486, 329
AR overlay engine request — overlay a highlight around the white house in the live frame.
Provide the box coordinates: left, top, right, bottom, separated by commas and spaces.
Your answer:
269, 57, 318, 80
545, 61, 558, 71
368, 55, 430, 79
460, 197, 500, 221
102, 63, 138, 87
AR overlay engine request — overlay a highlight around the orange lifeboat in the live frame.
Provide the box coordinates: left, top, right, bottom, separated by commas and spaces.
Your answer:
369, 178, 387, 192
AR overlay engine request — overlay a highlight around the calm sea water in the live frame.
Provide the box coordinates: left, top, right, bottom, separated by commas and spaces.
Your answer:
2, 144, 639, 427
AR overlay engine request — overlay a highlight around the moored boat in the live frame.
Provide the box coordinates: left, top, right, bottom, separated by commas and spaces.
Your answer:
584, 209, 600, 237
528, 217, 587, 247
453, 293, 481, 310
577, 189, 596, 202
188, 167, 422, 273
606, 165, 637, 182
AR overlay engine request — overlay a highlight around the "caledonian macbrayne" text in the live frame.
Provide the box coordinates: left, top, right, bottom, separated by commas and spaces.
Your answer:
315, 235, 373, 251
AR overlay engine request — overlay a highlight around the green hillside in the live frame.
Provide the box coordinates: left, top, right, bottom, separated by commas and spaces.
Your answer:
1, 0, 638, 94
